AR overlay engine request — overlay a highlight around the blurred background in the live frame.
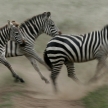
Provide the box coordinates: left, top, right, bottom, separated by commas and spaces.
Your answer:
0, 0, 108, 108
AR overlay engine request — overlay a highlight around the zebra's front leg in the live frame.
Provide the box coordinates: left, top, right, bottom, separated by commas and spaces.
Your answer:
25, 55, 49, 84
65, 62, 80, 83
21, 47, 51, 71
0, 57, 24, 83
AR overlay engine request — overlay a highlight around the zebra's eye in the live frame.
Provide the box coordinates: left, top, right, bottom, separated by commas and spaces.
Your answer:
15, 32, 19, 35
51, 24, 55, 27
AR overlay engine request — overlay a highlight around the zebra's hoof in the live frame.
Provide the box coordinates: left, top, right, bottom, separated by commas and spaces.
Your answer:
14, 77, 25, 83
20, 78, 25, 83
45, 79, 50, 84
42, 77, 49, 84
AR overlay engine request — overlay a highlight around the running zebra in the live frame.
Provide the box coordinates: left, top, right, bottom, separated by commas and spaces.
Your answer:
5, 12, 61, 83
44, 25, 108, 92
0, 20, 26, 82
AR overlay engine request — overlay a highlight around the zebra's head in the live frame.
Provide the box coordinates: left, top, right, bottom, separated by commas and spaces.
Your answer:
42, 12, 62, 37
7, 20, 26, 47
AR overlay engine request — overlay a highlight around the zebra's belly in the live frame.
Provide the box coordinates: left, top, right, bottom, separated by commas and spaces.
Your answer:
67, 53, 95, 63
5, 52, 23, 57
73, 57, 95, 63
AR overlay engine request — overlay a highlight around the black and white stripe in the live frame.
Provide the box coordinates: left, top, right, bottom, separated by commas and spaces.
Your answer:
44, 25, 108, 92
5, 12, 61, 83
0, 21, 26, 82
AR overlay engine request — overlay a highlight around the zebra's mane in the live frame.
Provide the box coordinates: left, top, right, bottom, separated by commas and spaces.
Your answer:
101, 24, 108, 31
19, 13, 44, 27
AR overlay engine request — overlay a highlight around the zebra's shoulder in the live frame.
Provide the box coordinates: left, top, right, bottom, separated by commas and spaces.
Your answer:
56, 34, 83, 46
69, 34, 84, 41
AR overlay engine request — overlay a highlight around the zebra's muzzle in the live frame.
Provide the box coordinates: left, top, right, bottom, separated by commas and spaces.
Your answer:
58, 31, 62, 35
20, 40, 26, 47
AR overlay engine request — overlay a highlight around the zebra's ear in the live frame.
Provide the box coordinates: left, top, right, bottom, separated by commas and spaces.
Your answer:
47, 12, 51, 17
7, 20, 11, 29
7, 20, 16, 29
43, 12, 51, 19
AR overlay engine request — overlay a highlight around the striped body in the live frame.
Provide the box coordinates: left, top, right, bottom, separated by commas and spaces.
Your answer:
0, 21, 26, 83
44, 25, 108, 92
5, 12, 61, 83
46, 31, 101, 63
5, 12, 61, 58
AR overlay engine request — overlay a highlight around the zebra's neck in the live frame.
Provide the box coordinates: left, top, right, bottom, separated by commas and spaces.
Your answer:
19, 16, 44, 43
0, 25, 10, 46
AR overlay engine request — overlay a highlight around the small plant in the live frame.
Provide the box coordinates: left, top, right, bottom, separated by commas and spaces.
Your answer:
0, 91, 23, 108
82, 85, 108, 108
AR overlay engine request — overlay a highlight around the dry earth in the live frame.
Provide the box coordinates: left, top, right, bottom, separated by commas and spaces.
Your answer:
0, 57, 108, 108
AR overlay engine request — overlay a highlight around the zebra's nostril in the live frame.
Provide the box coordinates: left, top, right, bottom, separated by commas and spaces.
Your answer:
20, 40, 26, 47
58, 31, 62, 35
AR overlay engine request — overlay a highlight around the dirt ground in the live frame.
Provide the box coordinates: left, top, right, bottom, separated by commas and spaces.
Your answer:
0, 57, 108, 108
0, 87, 84, 108
12, 95, 84, 108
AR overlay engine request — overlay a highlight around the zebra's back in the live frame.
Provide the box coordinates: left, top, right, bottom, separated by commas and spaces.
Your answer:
46, 33, 101, 63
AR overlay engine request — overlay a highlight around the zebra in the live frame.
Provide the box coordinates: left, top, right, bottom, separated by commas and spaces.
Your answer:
5, 12, 61, 83
0, 20, 26, 82
44, 25, 108, 92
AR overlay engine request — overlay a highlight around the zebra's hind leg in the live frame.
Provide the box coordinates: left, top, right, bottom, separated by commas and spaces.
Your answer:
96, 62, 108, 80
65, 62, 80, 83
0, 57, 24, 83
25, 55, 49, 84
88, 56, 107, 83
51, 63, 63, 93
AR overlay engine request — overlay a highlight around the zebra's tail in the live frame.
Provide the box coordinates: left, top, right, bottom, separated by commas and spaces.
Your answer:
43, 50, 52, 69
